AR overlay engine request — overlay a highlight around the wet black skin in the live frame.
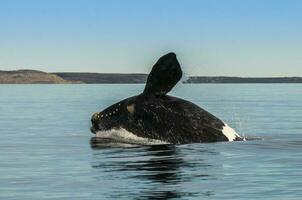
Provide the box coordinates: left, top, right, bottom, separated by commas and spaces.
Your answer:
91, 52, 241, 144
91, 93, 229, 144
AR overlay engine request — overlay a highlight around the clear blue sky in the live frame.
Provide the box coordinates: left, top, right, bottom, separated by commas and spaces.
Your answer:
0, 0, 301, 76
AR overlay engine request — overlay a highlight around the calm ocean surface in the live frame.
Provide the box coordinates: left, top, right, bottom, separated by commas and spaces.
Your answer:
0, 84, 301, 200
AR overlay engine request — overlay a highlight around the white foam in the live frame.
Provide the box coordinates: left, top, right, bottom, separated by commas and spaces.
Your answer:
95, 128, 169, 145
222, 123, 242, 141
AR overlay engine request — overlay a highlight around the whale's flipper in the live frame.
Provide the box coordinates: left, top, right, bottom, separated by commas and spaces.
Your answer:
143, 52, 182, 96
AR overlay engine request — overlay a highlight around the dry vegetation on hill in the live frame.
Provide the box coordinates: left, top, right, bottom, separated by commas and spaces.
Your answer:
0, 70, 79, 84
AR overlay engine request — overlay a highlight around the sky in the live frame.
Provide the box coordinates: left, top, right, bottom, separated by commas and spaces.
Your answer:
0, 0, 301, 76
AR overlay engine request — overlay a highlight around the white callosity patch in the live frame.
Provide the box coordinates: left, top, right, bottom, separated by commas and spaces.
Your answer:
222, 123, 241, 141
96, 128, 169, 145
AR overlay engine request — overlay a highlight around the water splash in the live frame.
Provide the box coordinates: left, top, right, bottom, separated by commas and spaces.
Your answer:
95, 128, 169, 145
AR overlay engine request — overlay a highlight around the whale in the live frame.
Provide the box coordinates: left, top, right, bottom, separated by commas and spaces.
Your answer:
90, 52, 243, 144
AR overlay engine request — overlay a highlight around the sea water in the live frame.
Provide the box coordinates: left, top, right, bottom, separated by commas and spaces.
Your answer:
0, 84, 301, 199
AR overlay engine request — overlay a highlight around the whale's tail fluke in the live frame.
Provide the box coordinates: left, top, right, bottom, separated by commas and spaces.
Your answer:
143, 52, 182, 96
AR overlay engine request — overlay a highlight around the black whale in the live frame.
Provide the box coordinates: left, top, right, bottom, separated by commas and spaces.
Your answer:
91, 53, 242, 144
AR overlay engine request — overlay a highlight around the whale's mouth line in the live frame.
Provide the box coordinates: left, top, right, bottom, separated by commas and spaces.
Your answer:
90, 126, 97, 134
91, 126, 262, 145
94, 128, 170, 145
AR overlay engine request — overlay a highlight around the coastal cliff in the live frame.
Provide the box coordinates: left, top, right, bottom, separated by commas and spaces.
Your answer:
1, 70, 302, 84
0, 70, 79, 84
54, 72, 147, 83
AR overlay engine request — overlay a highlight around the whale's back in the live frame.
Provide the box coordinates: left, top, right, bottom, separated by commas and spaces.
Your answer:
122, 94, 237, 143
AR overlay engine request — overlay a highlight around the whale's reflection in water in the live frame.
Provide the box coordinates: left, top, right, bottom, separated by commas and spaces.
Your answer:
90, 137, 219, 199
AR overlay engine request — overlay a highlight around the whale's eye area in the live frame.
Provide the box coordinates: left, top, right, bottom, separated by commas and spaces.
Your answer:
127, 104, 135, 114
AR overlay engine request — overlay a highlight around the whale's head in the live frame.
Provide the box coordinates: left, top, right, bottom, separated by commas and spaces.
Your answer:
90, 96, 141, 133
90, 52, 182, 135
90, 101, 125, 133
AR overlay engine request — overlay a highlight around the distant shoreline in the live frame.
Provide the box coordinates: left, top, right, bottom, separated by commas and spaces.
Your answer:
1, 70, 302, 84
